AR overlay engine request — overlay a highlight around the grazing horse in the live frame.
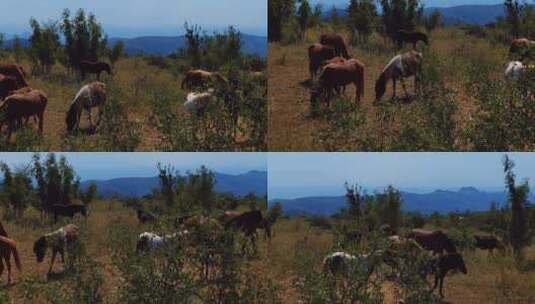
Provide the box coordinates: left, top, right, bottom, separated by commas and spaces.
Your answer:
0, 222, 21, 284
474, 235, 504, 254
0, 64, 28, 88
322, 251, 378, 276
505, 61, 525, 81
80, 60, 112, 80
0, 89, 47, 141
181, 69, 227, 89
136, 231, 189, 253
432, 253, 467, 298
311, 58, 365, 107
183, 88, 215, 117
50, 204, 88, 223
225, 210, 269, 251
509, 38, 535, 58
408, 229, 457, 255
137, 209, 156, 224
66, 82, 107, 133
0, 74, 20, 100
320, 33, 350, 59
396, 30, 429, 49
308, 43, 336, 79
375, 50, 423, 102
33, 224, 79, 274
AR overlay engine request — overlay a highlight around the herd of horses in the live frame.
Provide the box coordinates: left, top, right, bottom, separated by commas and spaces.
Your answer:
0, 58, 234, 142
308, 30, 427, 109
322, 227, 503, 298
308, 31, 535, 110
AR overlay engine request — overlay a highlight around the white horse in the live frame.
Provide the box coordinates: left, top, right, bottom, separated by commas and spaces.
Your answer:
183, 88, 215, 117
505, 61, 525, 81
136, 231, 188, 253
322, 251, 377, 276
66, 82, 107, 132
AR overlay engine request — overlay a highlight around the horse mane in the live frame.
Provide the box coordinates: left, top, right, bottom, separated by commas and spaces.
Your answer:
0, 236, 21, 271
65, 102, 81, 132
33, 236, 47, 262
375, 71, 387, 101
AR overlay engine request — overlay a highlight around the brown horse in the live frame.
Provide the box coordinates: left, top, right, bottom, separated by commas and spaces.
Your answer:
432, 253, 467, 298
0, 74, 19, 100
33, 224, 79, 274
0, 64, 28, 88
375, 50, 422, 102
225, 210, 269, 251
66, 82, 107, 132
474, 235, 504, 254
320, 33, 350, 59
308, 43, 336, 79
396, 30, 429, 49
312, 58, 365, 107
80, 60, 112, 80
509, 38, 535, 58
181, 69, 227, 89
0, 89, 47, 141
0, 222, 21, 284
408, 229, 457, 255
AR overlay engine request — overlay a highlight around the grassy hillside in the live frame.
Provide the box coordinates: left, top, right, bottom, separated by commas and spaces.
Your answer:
1, 201, 534, 303
269, 26, 534, 151
0, 54, 266, 152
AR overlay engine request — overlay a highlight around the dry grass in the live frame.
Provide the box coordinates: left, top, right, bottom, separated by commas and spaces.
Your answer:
268, 27, 508, 151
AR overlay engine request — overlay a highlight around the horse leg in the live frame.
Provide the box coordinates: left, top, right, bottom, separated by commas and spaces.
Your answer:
0, 258, 4, 283
6, 256, 11, 284
439, 275, 445, 298
48, 250, 57, 274
400, 78, 409, 97
38, 112, 44, 134
392, 79, 397, 99
87, 109, 94, 130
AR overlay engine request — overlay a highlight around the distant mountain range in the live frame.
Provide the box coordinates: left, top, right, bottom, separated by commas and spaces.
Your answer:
270, 187, 534, 216
80, 170, 267, 198
323, 4, 506, 26
3, 34, 267, 57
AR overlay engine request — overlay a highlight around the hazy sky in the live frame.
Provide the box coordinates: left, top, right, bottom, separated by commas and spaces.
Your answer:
0, 0, 267, 38
269, 153, 535, 199
311, 0, 506, 8
0, 153, 267, 181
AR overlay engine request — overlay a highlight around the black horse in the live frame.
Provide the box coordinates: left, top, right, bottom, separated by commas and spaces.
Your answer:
137, 209, 156, 224
49, 204, 88, 223
396, 30, 429, 49
80, 60, 112, 80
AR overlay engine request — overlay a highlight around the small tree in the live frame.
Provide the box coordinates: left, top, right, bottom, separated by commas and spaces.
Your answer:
297, 0, 312, 40
28, 19, 60, 73
268, 0, 295, 42
347, 0, 377, 45
0, 163, 33, 219
504, 0, 523, 38
12, 36, 24, 63
424, 10, 442, 33
108, 41, 125, 67
267, 202, 283, 223
80, 182, 97, 205
503, 155, 529, 260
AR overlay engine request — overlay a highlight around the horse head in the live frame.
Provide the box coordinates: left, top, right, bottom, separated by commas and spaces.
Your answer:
33, 236, 47, 262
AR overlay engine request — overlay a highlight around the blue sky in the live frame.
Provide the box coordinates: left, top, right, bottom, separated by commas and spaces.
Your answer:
0, 0, 266, 38
0, 153, 267, 181
269, 153, 535, 199
311, 0, 505, 8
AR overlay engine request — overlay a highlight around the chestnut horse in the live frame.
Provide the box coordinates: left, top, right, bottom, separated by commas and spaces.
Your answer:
80, 60, 112, 80
432, 252, 467, 298
0, 222, 21, 284
181, 69, 227, 89
0, 89, 48, 141
375, 50, 422, 102
311, 58, 365, 107
320, 33, 350, 59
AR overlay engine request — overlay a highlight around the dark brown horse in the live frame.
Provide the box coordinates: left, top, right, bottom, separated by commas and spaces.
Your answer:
33, 224, 79, 274
0, 74, 19, 100
474, 235, 504, 254
0, 64, 28, 87
308, 43, 336, 79
320, 33, 350, 58
408, 229, 457, 255
80, 60, 112, 80
226, 210, 270, 250
49, 204, 88, 223
0, 89, 47, 141
432, 252, 467, 298
0, 222, 21, 284
396, 30, 429, 49
311, 58, 365, 107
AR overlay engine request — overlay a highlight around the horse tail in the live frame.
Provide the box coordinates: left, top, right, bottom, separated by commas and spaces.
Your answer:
357, 63, 364, 100
0, 236, 21, 271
